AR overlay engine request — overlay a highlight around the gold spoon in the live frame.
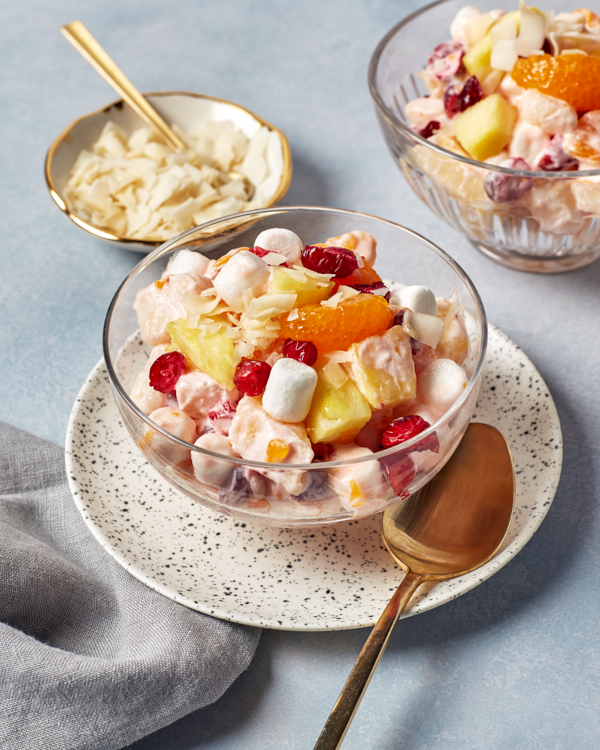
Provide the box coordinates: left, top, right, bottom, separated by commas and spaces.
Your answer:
314, 422, 515, 750
60, 21, 255, 197
61, 20, 185, 152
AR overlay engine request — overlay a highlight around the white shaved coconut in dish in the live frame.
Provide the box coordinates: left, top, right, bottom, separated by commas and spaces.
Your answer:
63, 119, 284, 241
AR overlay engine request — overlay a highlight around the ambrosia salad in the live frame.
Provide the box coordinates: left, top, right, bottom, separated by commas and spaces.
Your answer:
129, 228, 472, 518
404, 3, 600, 233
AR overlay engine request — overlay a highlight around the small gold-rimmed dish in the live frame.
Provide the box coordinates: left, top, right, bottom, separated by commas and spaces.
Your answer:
45, 91, 292, 252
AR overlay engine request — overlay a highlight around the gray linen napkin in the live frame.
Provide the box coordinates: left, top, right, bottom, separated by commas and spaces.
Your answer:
0, 420, 261, 750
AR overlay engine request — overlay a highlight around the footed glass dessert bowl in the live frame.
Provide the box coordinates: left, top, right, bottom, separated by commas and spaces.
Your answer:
104, 206, 487, 527
368, 0, 600, 273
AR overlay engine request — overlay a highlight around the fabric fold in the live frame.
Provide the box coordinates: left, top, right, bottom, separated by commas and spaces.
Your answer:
0, 421, 261, 750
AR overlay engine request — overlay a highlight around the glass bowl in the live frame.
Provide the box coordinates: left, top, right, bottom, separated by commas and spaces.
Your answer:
45, 91, 292, 252
104, 206, 487, 527
368, 0, 600, 273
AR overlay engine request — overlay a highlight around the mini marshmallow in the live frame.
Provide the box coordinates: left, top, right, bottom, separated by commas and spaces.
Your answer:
254, 228, 303, 264
213, 250, 272, 313
262, 358, 318, 423
401, 309, 444, 348
192, 433, 238, 486
164, 248, 211, 279
418, 359, 468, 413
394, 285, 437, 316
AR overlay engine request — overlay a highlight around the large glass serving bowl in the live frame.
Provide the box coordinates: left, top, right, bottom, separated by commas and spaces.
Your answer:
368, 0, 600, 273
104, 206, 487, 527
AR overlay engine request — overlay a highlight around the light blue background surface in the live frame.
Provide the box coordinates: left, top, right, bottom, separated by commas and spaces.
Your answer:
1, 1, 599, 748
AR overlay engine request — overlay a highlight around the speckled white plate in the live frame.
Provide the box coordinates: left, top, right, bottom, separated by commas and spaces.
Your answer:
65, 324, 562, 631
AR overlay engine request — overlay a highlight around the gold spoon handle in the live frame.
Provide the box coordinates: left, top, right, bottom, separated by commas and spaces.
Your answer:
313, 571, 423, 750
60, 20, 185, 152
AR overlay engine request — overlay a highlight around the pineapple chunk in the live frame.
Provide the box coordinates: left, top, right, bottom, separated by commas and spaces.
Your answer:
464, 11, 521, 82
347, 326, 416, 410
412, 135, 489, 204
306, 368, 371, 444
270, 266, 333, 307
455, 94, 517, 161
167, 318, 235, 390
463, 31, 494, 82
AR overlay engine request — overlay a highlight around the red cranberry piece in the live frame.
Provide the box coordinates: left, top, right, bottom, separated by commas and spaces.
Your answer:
149, 352, 186, 393
380, 453, 416, 499
282, 338, 318, 366
484, 158, 534, 203
347, 281, 391, 301
457, 76, 483, 112
301, 245, 359, 278
233, 359, 271, 397
443, 85, 461, 117
312, 442, 335, 462
382, 415, 429, 447
538, 135, 579, 172
418, 120, 441, 139
427, 41, 465, 81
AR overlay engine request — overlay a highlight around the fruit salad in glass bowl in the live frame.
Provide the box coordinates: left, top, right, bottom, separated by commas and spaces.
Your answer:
104, 207, 486, 527
369, 0, 600, 272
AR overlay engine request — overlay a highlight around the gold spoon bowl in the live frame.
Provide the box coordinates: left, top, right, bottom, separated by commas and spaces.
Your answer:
314, 422, 515, 749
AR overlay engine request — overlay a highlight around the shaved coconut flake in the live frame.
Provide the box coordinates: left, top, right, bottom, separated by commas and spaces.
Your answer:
491, 38, 519, 71
246, 293, 297, 320
281, 267, 308, 283
293, 265, 335, 281
235, 342, 255, 359
515, 2, 547, 57
401, 309, 444, 348
442, 304, 460, 332
321, 291, 344, 308
481, 69, 505, 95
206, 321, 224, 334
321, 285, 359, 308
183, 293, 220, 317
321, 350, 353, 370
323, 360, 349, 389
261, 252, 288, 266
242, 288, 255, 311
287, 308, 299, 321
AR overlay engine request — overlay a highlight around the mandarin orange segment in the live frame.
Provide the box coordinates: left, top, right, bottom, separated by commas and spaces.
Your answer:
564, 111, 600, 164
512, 54, 600, 113
279, 294, 393, 353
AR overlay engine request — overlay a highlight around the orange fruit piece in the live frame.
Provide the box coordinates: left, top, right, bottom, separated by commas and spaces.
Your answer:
564, 110, 600, 164
280, 294, 393, 354
512, 54, 600, 113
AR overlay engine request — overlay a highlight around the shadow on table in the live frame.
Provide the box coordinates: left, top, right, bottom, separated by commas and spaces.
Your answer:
278, 150, 331, 207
